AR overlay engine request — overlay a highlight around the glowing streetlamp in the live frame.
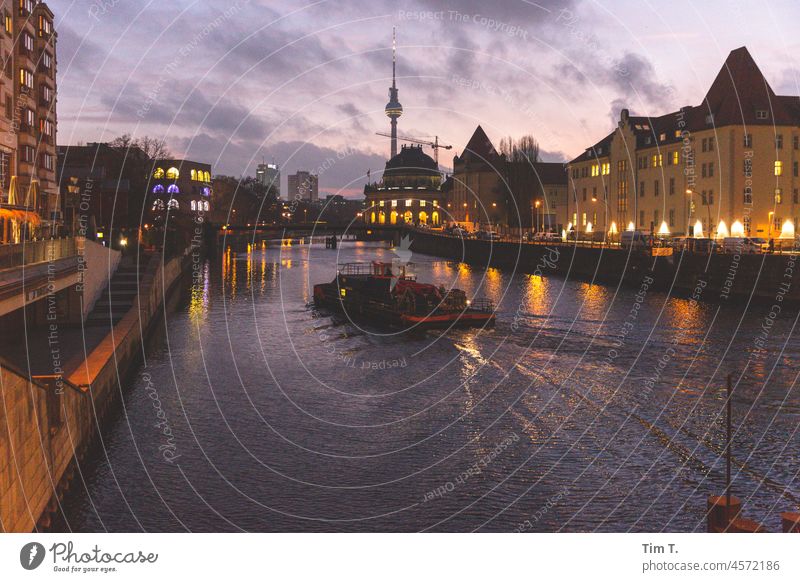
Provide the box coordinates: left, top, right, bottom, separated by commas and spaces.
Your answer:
609, 221, 618, 235
731, 220, 745, 237
627, 221, 635, 232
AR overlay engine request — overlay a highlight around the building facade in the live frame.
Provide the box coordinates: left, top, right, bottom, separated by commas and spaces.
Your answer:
149, 159, 212, 218
256, 162, 280, 198
568, 47, 800, 241
0, 0, 58, 242
364, 145, 444, 226
288, 170, 318, 202
449, 126, 506, 228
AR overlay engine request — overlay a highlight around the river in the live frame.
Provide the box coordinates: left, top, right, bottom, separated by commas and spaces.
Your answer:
56, 240, 800, 532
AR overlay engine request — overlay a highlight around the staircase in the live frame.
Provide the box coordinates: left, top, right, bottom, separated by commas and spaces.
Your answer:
84, 255, 146, 327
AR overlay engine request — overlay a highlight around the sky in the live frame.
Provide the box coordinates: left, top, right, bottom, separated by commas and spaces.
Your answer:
53, 0, 800, 197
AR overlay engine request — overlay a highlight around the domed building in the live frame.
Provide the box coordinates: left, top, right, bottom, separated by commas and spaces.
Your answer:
363, 145, 444, 226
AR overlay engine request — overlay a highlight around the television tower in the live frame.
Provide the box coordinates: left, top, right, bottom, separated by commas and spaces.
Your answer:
384, 27, 403, 159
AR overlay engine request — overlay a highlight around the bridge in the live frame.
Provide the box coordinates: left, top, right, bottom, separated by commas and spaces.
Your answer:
216, 223, 408, 245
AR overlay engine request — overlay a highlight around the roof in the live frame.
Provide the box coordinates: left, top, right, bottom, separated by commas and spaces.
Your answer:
455, 125, 503, 167
383, 145, 440, 177
531, 162, 567, 185
570, 47, 800, 163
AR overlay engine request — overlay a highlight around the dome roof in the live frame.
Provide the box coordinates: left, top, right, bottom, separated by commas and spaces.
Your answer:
384, 145, 439, 178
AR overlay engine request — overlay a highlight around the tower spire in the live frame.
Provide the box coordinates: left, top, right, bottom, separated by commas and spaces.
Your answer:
385, 27, 403, 159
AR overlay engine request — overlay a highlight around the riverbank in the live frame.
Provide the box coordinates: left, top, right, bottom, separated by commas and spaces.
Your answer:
0, 251, 189, 532
408, 230, 799, 304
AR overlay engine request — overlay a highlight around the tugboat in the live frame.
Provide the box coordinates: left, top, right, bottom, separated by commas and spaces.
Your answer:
313, 262, 495, 330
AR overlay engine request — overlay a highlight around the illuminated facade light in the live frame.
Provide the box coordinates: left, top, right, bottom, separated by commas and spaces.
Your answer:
779, 219, 795, 240
731, 220, 745, 237
608, 221, 618, 235
585, 222, 593, 233
716, 220, 729, 239
658, 221, 670, 235
694, 220, 704, 238
627, 221, 635, 232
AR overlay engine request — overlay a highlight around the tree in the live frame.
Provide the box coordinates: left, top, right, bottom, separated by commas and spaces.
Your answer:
499, 134, 541, 165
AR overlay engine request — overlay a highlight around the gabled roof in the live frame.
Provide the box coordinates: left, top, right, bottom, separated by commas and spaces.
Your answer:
455, 125, 503, 167
569, 131, 614, 164
531, 162, 567, 185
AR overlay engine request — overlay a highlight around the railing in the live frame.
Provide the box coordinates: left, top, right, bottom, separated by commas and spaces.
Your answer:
0, 237, 78, 270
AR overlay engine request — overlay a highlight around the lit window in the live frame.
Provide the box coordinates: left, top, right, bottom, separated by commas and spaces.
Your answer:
152, 199, 165, 211
671, 151, 679, 165
153, 167, 165, 179
601, 163, 610, 175
420, 200, 426, 207
191, 200, 197, 211
167, 184, 180, 195
405, 199, 412, 207
591, 164, 599, 177
581, 212, 587, 226
168, 199, 179, 210
775, 189, 783, 204
204, 201, 209, 211
775, 161, 783, 176
19, 68, 33, 89
166, 167, 180, 180
651, 154, 662, 167
433, 200, 438, 207
391, 199, 397, 207
152, 184, 164, 195
204, 171, 211, 182
190, 169, 197, 180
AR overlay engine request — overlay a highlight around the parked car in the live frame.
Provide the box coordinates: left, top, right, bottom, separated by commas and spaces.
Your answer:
620, 230, 649, 250
476, 230, 502, 241
528, 231, 561, 242
749, 237, 769, 252
451, 226, 468, 237
722, 237, 763, 254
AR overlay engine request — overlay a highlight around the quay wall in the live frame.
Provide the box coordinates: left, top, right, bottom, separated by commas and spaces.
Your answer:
408, 230, 799, 303
0, 253, 187, 532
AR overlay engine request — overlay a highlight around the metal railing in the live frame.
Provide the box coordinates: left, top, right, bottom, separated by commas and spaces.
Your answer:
0, 237, 78, 270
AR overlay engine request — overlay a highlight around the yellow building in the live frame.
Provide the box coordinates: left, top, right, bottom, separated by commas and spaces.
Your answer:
568, 47, 800, 240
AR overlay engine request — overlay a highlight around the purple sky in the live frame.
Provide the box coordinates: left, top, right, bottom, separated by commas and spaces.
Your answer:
54, 0, 800, 197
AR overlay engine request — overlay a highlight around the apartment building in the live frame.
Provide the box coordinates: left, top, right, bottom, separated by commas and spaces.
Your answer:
568, 47, 800, 240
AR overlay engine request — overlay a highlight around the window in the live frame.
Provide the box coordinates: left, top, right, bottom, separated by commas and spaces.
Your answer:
601, 162, 610, 175
19, 0, 35, 17
592, 186, 597, 201
708, 162, 714, 177
582, 188, 587, 201
756, 110, 769, 120
204, 171, 210, 182
744, 216, 751, 234
708, 190, 714, 205
591, 164, 599, 177
744, 189, 752, 204
669, 177, 675, 195
203, 201, 210, 211
22, 108, 34, 131
168, 199, 179, 210
617, 160, 627, 212
152, 184, 165, 194
654, 209, 660, 225
639, 210, 645, 227
40, 118, 53, 137
654, 180, 660, 197
795, 189, 799, 205
674, 130, 681, 138
639, 181, 645, 197
701, 190, 707, 205
795, 161, 799, 177
405, 199, 412, 207
21, 32, 34, 54
42, 51, 52, 71
167, 184, 180, 195
709, 137, 715, 151
4, 13, 10, 34
0, 151, 9, 189
795, 136, 799, 150
776, 135, 784, 149
166, 167, 180, 179
775, 188, 782, 204
378, 200, 384, 207
773, 215, 781, 231
702, 138, 707, 152
391, 199, 397, 207
153, 167, 165, 179
659, 133, 666, 142
191, 200, 197, 211
775, 161, 783, 176
4, 96, 9, 119
19, 68, 33, 90
38, 15, 53, 37
420, 200, 426, 207
744, 134, 752, 148
40, 153, 53, 171
41, 84, 53, 103
190, 169, 197, 180
701, 163, 707, 178
581, 212, 587, 226
21, 145, 35, 163
669, 209, 675, 227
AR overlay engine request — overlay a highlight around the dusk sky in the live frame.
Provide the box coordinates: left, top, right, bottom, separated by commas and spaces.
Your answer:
54, 0, 800, 196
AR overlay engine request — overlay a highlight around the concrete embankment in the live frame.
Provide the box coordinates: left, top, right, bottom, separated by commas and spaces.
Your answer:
409, 230, 799, 303
0, 252, 188, 532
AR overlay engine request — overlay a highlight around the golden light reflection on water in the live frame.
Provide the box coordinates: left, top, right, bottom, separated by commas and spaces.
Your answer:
188, 260, 210, 322
576, 282, 609, 318
524, 274, 550, 314
482, 267, 503, 303
456, 334, 488, 452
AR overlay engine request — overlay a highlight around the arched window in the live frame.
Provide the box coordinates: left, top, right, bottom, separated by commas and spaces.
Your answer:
167, 199, 179, 210
370, 212, 376, 224
166, 167, 180, 180
204, 171, 211, 182
203, 200, 210, 211
431, 211, 439, 226
418, 211, 428, 224
167, 184, 180, 195
152, 184, 165, 195
390, 211, 398, 225
190, 169, 197, 180
153, 167, 164, 179
403, 211, 412, 223
191, 200, 197, 211
379, 211, 386, 224
151, 199, 165, 211
202, 187, 211, 197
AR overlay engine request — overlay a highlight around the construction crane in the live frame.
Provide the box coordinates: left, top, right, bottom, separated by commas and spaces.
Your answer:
375, 132, 453, 166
